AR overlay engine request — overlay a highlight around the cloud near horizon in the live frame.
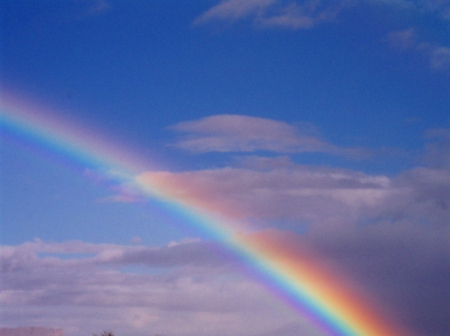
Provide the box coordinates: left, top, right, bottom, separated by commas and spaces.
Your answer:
0, 327, 63, 336
0, 238, 315, 336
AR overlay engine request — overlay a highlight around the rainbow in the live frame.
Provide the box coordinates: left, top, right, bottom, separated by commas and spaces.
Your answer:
0, 93, 405, 336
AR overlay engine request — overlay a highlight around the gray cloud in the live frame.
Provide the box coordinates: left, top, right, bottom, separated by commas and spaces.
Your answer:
0, 328, 63, 336
134, 145, 449, 335
309, 222, 450, 336
0, 239, 310, 336
138, 155, 450, 233
138, 163, 393, 228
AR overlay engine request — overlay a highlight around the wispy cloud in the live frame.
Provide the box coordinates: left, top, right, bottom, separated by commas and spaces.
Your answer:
387, 27, 417, 50
194, 0, 276, 24
422, 128, 450, 168
86, 0, 111, 16
409, 0, 450, 20
388, 27, 450, 71
195, 0, 450, 29
168, 114, 366, 157
194, 0, 345, 29
430, 46, 450, 70
167, 114, 401, 164
260, 0, 347, 29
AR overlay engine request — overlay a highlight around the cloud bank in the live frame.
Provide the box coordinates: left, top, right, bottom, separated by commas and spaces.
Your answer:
0, 328, 63, 336
0, 239, 315, 336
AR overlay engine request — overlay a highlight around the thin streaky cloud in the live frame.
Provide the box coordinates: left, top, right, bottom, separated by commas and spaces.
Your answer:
194, 0, 345, 29
256, 1, 345, 29
422, 128, 450, 168
410, 0, 450, 20
168, 114, 389, 161
168, 114, 338, 154
388, 27, 450, 72
87, 0, 110, 15
430, 46, 450, 70
195, 0, 450, 30
387, 27, 416, 50
194, 0, 276, 24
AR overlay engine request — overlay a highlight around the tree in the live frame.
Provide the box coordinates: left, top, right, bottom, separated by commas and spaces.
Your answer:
93, 331, 114, 336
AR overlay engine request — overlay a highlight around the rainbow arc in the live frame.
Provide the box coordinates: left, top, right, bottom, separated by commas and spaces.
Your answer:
0, 93, 405, 336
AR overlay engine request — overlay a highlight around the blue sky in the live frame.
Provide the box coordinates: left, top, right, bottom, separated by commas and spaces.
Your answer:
1, 1, 449, 336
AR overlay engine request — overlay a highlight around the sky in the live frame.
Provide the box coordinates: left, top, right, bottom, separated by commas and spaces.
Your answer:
0, 0, 449, 336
